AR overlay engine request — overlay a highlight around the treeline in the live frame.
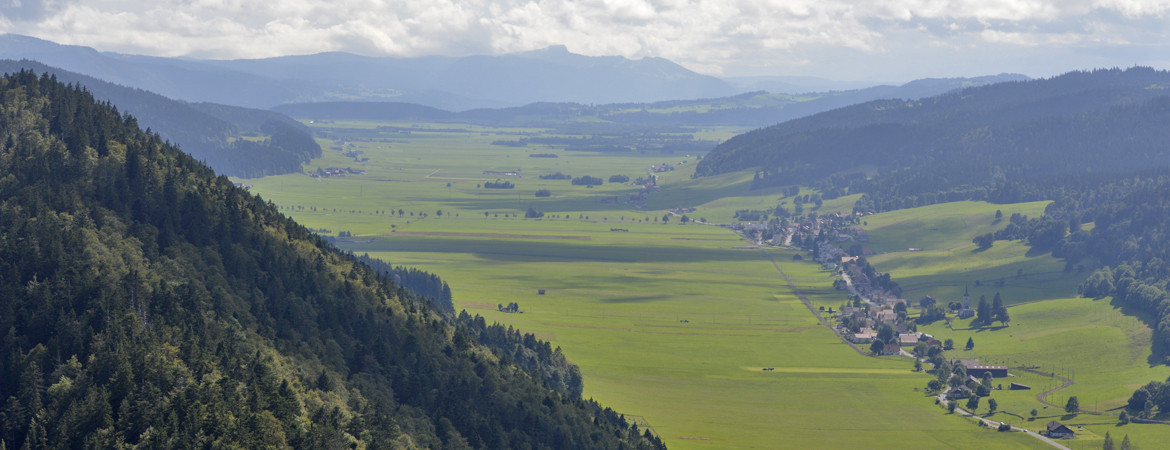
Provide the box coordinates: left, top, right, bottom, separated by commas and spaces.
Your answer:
354, 253, 454, 314
453, 313, 592, 399
572, 176, 604, 186
0, 70, 662, 449
483, 180, 515, 189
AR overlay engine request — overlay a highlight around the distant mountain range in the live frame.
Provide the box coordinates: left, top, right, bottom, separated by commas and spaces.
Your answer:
0, 34, 1030, 116
0, 35, 739, 110
272, 73, 1029, 129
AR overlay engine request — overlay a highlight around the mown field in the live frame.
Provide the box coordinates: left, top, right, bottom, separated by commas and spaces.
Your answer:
338, 221, 1039, 449
236, 120, 1156, 448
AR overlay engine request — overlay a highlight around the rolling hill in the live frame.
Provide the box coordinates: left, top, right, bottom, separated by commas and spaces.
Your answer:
696, 67, 1170, 193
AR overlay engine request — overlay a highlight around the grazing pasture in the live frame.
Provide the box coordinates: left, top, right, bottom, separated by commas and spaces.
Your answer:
241, 121, 1094, 448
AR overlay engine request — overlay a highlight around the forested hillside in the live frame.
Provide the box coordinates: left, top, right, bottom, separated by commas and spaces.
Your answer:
696, 67, 1170, 191
0, 71, 662, 449
0, 60, 320, 178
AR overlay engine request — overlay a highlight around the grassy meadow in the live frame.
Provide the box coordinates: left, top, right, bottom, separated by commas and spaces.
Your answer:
862, 201, 1083, 305
859, 202, 1170, 448
233, 119, 1170, 448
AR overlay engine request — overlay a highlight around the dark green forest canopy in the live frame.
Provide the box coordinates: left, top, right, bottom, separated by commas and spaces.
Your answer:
0, 60, 321, 178
696, 67, 1170, 202
0, 71, 662, 449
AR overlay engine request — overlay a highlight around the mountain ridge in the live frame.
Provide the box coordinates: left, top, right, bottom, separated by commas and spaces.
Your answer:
0, 34, 739, 110
0, 69, 663, 449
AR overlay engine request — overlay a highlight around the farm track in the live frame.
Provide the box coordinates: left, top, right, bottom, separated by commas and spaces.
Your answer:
1015, 367, 1080, 412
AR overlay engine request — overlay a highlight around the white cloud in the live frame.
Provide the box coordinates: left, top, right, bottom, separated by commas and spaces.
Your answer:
1, 0, 1168, 78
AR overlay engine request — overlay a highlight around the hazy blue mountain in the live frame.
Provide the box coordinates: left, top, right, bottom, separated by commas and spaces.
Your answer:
0, 35, 739, 110
202, 44, 738, 108
273, 73, 1032, 129
0, 34, 314, 108
723, 75, 883, 94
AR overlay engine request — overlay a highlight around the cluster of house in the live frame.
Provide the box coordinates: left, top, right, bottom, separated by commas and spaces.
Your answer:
836, 303, 933, 350
650, 163, 674, 173
309, 167, 366, 178
625, 182, 660, 209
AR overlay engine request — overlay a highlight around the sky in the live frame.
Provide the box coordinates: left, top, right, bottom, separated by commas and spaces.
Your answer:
2, 0, 1169, 81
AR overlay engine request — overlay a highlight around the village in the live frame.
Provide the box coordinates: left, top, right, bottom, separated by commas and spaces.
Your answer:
724, 204, 1087, 442
309, 166, 366, 178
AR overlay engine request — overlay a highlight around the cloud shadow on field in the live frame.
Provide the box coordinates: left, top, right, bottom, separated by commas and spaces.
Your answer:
340, 238, 771, 264
602, 294, 672, 303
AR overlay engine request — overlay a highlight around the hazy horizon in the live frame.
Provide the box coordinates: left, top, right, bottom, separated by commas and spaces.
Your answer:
2, 1, 1168, 83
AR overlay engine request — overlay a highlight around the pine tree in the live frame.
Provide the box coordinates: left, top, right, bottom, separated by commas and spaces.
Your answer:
966, 337, 975, 350
1121, 434, 1131, 450
1103, 432, 1115, 450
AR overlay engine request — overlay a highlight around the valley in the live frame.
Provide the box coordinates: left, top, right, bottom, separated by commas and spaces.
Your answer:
239, 119, 1170, 448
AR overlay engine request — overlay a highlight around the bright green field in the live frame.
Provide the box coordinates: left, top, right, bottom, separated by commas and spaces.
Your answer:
233, 121, 1165, 448
338, 220, 1039, 449
920, 298, 1170, 449
860, 202, 1170, 448
863, 201, 1085, 305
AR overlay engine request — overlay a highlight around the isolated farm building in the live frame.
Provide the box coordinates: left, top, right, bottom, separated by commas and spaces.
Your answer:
945, 386, 972, 400
1045, 421, 1075, 439
1009, 382, 1031, 390
880, 343, 901, 356
792, 253, 803, 261
963, 363, 1009, 378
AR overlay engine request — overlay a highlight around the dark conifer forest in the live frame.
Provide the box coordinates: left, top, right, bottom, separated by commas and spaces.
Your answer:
0, 60, 321, 178
0, 71, 664, 449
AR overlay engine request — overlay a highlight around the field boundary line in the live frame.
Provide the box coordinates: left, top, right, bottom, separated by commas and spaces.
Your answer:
758, 249, 866, 356
1014, 367, 1082, 412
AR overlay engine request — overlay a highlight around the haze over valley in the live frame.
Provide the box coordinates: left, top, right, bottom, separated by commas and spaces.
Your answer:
3, 3, 1170, 448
